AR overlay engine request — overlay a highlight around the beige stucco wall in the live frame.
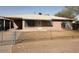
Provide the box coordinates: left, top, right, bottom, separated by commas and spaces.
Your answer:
52, 22, 63, 30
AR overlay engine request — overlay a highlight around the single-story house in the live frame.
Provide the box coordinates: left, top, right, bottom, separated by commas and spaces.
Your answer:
4, 14, 73, 30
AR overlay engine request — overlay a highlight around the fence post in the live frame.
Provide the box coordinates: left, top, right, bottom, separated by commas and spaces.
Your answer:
13, 31, 16, 45
0, 31, 3, 46
50, 30, 52, 40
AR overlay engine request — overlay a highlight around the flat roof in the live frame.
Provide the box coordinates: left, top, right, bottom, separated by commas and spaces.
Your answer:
5, 14, 74, 21
0, 16, 10, 20
0, 16, 6, 19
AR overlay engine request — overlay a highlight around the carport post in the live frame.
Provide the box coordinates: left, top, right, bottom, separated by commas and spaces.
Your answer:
22, 20, 25, 29
4, 19, 5, 30
9, 20, 11, 29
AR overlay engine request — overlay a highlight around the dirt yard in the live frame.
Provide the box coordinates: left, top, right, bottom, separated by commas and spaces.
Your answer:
1, 27, 79, 53
12, 30, 79, 53
12, 38, 79, 53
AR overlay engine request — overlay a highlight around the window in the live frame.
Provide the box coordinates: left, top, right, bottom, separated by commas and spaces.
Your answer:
41, 20, 52, 27
25, 20, 36, 27
25, 20, 52, 27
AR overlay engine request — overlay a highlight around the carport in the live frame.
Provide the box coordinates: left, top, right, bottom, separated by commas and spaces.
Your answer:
6, 17, 23, 30
0, 16, 11, 31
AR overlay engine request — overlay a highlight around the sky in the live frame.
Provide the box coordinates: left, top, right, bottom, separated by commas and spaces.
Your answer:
0, 6, 64, 16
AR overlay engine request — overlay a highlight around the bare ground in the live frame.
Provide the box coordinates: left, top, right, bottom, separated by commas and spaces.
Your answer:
12, 38, 79, 53
12, 30, 79, 53
1, 27, 79, 53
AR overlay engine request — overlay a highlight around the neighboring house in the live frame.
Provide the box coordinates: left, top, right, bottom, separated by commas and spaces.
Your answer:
0, 14, 73, 31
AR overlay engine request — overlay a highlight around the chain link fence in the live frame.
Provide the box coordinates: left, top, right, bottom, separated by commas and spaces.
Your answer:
0, 31, 16, 46
0, 30, 53, 46
0, 29, 79, 46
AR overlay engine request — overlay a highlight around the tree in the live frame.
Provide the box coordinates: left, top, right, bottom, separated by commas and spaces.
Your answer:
55, 6, 79, 30
55, 7, 75, 19
65, 6, 79, 16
